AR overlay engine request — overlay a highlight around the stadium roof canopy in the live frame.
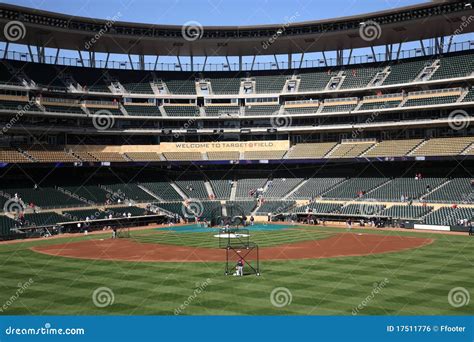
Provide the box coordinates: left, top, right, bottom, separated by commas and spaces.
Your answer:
1, 1, 474, 57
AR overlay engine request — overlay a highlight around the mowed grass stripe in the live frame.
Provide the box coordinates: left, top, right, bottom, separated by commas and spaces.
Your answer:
132, 229, 333, 248
0, 226, 472, 315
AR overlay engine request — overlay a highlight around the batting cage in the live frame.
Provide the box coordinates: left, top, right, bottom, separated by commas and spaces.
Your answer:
116, 226, 130, 238
218, 228, 260, 276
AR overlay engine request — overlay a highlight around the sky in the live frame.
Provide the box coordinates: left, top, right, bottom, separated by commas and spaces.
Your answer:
3, 0, 429, 26
4, 0, 465, 68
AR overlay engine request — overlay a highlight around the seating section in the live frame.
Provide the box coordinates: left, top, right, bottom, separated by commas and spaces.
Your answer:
329, 142, 374, 158
225, 201, 257, 215
210, 78, 241, 95
0, 215, 18, 236
1, 136, 473, 165
403, 95, 459, 107
430, 52, 474, 80
291, 178, 345, 199
381, 205, 433, 219
125, 152, 162, 161
464, 145, 474, 155
340, 67, 380, 89
207, 151, 240, 160
73, 151, 98, 162
140, 182, 183, 201
6, 187, 85, 208
210, 180, 232, 199
244, 150, 286, 160
243, 105, 281, 116
88, 152, 127, 162
205, 106, 240, 117
235, 178, 267, 199
86, 84, 110, 93
62, 209, 103, 221
0, 99, 41, 111
423, 207, 474, 226
298, 71, 333, 92
358, 100, 401, 111
382, 59, 429, 85
425, 178, 474, 203
292, 202, 341, 214
264, 178, 303, 198
165, 79, 196, 95
284, 106, 319, 115
87, 106, 123, 116
122, 82, 154, 94
321, 103, 357, 113
366, 178, 446, 201
199, 202, 223, 221
338, 203, 385, 216
153, 202, 184, 216
104, 206, 148, 217
256, 200, 295, 214
287, 142, 337, 159
255, 75, 287, 93
124, 105, 162, 117
26, 150, 79, 163
102, 184, 156, 202
411, 137, 473, 156
0, 149, 32, 163
362, 139, 423, 157
462, 88, 474, 102
179, 201, 222, 221
22, 212, 65, 227
323, 178, 389, 199
162, 152, 203, 161
41, 104, 86, 114
59, 185, 110, 205
163, 105, 200, 117
175, 180, 209, 199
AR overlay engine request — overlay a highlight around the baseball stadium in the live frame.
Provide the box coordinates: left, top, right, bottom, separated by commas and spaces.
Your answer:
0, 0, 473, 318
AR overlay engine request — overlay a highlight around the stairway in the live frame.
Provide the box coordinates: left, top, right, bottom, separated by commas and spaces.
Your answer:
408, 140, 428, 156
284, 179, 308, 199
170, 182, 188, 200
457, 88, 470, 102
119, 103, 129, 116
230, 181, 237, 201
353, 101, 364, 112
364, 179, 394, 197
204, 181, 215, 199
419, 179, 452, 200
324, 143, 341, 158
18, 148, 35, 162
461, 143, 473, 155
138, 185, 164, 201
159, 106, 168, 117
360, 142, 379, 157
414, 59, 440, 82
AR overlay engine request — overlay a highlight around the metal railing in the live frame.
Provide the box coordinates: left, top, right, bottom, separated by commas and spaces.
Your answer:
1, 40, 474, 72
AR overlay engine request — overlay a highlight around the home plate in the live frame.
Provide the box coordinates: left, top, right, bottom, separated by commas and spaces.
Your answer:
214, 233, 249, 238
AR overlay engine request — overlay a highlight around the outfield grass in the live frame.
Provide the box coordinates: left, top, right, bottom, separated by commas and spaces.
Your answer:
133, 228, 334, 247
0, 226, 472, 315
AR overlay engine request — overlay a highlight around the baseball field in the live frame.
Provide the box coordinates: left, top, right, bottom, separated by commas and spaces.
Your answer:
0, 224, 472, 315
